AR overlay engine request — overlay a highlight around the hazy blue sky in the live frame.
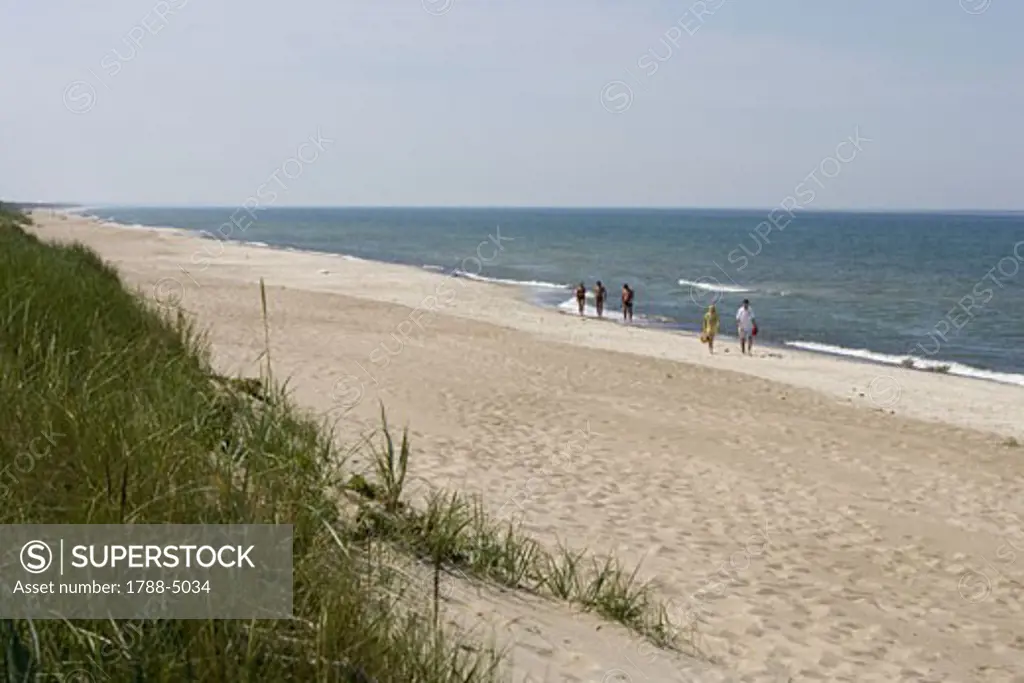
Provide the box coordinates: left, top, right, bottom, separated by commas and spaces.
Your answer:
2, 0, 1021, 210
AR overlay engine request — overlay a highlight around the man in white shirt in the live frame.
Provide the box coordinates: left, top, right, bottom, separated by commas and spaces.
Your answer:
736, 299, 756, 355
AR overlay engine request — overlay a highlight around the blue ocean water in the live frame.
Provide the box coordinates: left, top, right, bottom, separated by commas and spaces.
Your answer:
78, 206, 1024, 385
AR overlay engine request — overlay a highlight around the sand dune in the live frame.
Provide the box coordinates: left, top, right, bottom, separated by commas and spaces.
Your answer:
30, 212, 1024, 682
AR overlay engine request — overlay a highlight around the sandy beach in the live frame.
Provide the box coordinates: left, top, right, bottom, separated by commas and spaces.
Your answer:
29, 211, 1024, 682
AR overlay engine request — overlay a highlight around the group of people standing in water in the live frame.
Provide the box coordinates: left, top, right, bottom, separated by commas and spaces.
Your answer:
575, 281, 633, 322
572, 282, 757, 355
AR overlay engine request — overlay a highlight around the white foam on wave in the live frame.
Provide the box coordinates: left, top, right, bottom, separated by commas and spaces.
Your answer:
244, 241, 270, 248
678, 278, 753, 294
421, 264, 445, 272
784, 340, 1024, 387
456, 271, 569, 289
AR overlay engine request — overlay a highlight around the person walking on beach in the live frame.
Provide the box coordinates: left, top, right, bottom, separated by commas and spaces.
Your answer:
575, 282, 587, 316
701, 304, 720, 354
736, 299, 756, 354
621, 284, 634, 323
594, 281, 607, 318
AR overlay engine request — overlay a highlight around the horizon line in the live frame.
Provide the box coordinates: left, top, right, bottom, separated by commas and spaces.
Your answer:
14, 201, 1024, 216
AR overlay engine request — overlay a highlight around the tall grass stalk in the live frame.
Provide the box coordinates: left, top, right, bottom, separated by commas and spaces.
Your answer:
258, 277, 273, 387
373, 405, 410, 515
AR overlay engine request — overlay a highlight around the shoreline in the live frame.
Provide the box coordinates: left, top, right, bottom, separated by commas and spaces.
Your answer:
57, 207, 1024, 391
31, 209, 1024, 440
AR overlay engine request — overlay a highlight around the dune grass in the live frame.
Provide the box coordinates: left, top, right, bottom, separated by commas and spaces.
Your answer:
0, 206, 503, 682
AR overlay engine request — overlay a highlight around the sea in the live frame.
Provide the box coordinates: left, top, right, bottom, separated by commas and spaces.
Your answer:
71, 206, 1024, 386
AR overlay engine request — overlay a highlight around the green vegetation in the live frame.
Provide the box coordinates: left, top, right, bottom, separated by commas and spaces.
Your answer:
0, 205, 685, 681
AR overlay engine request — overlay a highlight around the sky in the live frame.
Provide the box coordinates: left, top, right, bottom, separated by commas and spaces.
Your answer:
1, 0, 1022, 210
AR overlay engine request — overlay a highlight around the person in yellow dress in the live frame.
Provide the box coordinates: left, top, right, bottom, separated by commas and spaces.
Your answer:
701, 304, 720, 354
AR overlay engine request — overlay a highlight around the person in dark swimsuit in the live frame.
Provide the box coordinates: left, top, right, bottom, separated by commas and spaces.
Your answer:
594, 281, 607, 318
621, 283, 634, 322
575, 282, 586, 316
